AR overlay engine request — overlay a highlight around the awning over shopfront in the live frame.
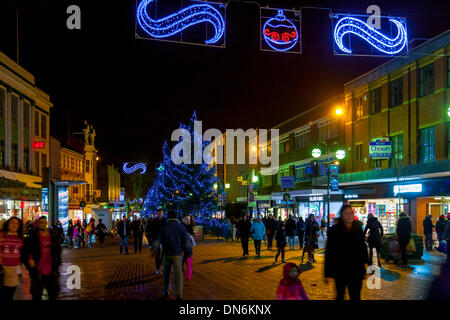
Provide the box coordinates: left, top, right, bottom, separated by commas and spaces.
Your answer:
0, 177, 41, 200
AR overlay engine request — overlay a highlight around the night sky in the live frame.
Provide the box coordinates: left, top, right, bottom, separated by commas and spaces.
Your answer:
0, 0, 449, 167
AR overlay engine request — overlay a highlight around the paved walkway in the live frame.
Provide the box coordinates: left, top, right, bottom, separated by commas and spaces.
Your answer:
14, 237, 447, 300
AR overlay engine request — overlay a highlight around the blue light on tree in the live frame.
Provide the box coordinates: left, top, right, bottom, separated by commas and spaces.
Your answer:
333, 15, 408, 56
263, 10, 299, 52
136, 0, 225, 45
123, 162, 147, 174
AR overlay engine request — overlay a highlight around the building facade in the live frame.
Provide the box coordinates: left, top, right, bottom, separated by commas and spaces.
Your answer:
0, 50, 52, 222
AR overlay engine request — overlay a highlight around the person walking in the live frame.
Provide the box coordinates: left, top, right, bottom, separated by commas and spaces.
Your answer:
276, 263, 309, 300
23, 216, 62, 301
302, 214, 319, 263
148, 209, 166, 274
364, 213, 384, 267
117, 215, 131, 254
86, 218, 96, 248
436, 215, 446, 243
96, 219, 108, 246
397, 212, 412, 265
131, 216, 145, 254
325, 205, 368, 301
67, 220, 74, 248
182, 216, 195, 280
237, 215, 251, 256
0, 217, 24, 300
265, 214, 276, 250
320, 216, 327, 239
73, 221, 82, 248
153, 211, 191, 301
274, 223, 287, 263
423, 215, 434, 251
250, 216, 266, 257
285, 215, 297, 250
296, 216, 305, 250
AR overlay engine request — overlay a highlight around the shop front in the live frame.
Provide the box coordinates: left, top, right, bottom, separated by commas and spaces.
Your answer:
0, 199, 42, 222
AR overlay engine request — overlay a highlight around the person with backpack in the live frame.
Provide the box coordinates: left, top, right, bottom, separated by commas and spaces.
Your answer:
86, 218, 96, 248
364, 213, 384, 267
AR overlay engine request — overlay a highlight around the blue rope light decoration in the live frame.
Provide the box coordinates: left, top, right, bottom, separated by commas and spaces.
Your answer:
136, 0, 225, 44
334, 16, 407, 55
123, 162, 147, 174
263, 10, 299, 52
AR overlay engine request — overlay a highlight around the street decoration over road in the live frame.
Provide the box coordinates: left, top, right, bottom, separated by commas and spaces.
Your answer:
332, 14, 408, 56
261, 9, 300, 53
136, 0, 225, 45
122, 162, 147, 174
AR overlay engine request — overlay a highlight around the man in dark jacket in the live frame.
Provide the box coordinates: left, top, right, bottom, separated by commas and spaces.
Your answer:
117, 215, 131, 254
131, 216, 145, 254
325, 205, 368, 301
364, 213, 384, 267
265, 214, 276, 250
423, 215, 434, 251
23, 216, 62, 301
237, 215, 251, 256
148, 209, 166, 274
396, 212, 412, 265
285, 215, 297, 250
435, 216, 446, 242
296, 217, 305, 249
153, 210, 190, 301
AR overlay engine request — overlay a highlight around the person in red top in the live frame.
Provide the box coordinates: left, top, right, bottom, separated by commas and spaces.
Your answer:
23, 216, 61, 301
0, 217, 24, 300
276, 263, 309, 300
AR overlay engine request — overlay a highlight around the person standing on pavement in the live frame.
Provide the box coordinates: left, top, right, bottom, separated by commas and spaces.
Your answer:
397, 212, 412, 265
423, 215, 434, 251
117, 215, 131, 254
148, 209, 166, 274
250, 216, 266, 257
153, 210, 191, 301
325, 205, 368, 301
182, 216, 195, 280
320, 216, 327, 239
86, 218, 96, 248
296, 216, 305, 250
285, 215, 297, 250
364, 213, 384, 267
96, 219, 108, 246
303, 214, 319, 263
23, 216, 62, 301
265, 214, 276, 251
131, 216, 145, 254
237, 215, 251, 256
67, 220, 74, 247
436, 215, 446, 243
274, 223, 287, 263
0, 217, 24, 300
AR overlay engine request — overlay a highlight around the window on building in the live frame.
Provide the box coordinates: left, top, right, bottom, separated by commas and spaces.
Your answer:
318, 120, 338, 141
41, 153, 47, 174
276, 168, 289, 185
391, 134, 404, 167
0, 87, 5, 119
420, 126, 435, 163
35, 111, 40, 136
262, 175, 272, 187
41, 114, 47, 139
370, 87, 381, 114
294, 130, 311, 149
0, 141, 4, 168
352, 96, 364, 121
371, 159, 383, 170
355, 143, 363, 161
280, 136, 290, 154
71, 158, 74, 171
11, 143, 18, 170
23, 101, 30, 129
390, 77, 403, 107
419, 63, 434, 97
35, 151, 40, 175
11, 95, 18, 125
86, 159, 90, 173
24, 147, 29, 172
294, 166, 306, 181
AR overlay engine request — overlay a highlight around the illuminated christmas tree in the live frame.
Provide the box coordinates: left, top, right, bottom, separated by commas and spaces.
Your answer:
143, 112, 223, 222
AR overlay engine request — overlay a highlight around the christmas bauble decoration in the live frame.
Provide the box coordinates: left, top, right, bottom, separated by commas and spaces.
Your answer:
263, 10, 298, 51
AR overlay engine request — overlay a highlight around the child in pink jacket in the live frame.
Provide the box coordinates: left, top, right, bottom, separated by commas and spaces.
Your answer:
276, 263, 309, 300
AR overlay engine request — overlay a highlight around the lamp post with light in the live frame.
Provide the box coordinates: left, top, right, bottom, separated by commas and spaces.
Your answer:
312, 141, 346, 230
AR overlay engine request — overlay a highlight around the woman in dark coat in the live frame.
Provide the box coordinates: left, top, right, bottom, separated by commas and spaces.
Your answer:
325, 205, 368, 301
302, 214, 319, 263
265, 214, 276, 251
364, 213, 384, 267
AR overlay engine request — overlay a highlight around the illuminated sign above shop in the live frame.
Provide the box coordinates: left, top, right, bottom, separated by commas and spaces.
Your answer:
32, 141, 45, 149
309, 196, 324, 202
393, 183, 422, 195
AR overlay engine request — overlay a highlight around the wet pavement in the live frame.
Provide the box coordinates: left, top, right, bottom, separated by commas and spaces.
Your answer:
14, 237, 447, 300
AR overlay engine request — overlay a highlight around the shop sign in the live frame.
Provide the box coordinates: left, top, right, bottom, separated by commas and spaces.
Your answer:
344, 194, 359, 199
349, 201, 366, 207
281, 176, 295, 189
369, 138, 392, 159
79, 200, 87, 208
331, 177, 339, 191
58, 187, 69, 233
248, 184, 254, 202
309, 196, 323, 201
42, 188, 49, 213
32, 141, 45, 149
377, 204, 386, 216
393, 183, 422, 195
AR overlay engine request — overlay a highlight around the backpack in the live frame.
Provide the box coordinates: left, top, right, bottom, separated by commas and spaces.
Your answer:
86, 224, 92, 233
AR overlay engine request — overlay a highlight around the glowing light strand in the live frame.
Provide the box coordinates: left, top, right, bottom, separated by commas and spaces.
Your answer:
136, 0, 225, 44
262, 10, 299, 52
123, 162, 147, 174
333, 16, 407, 55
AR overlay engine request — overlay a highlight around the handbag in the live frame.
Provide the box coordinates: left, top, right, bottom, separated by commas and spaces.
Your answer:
406, 238, 416, 253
